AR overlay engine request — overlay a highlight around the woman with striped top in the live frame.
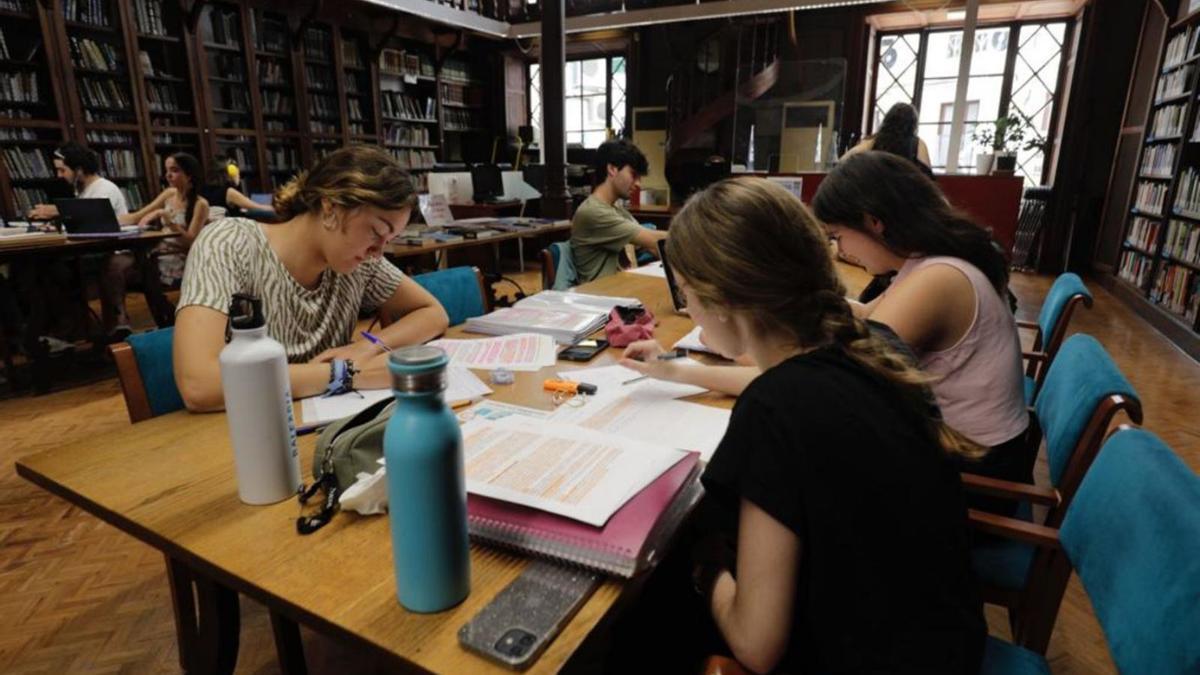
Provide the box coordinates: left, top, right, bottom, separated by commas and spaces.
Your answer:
173, 145, 449, 412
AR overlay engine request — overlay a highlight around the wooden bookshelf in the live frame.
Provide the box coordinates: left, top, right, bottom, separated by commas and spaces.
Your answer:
0, 0, 71, 218
0, 0, 504, 215
1118, 20, 1200, 338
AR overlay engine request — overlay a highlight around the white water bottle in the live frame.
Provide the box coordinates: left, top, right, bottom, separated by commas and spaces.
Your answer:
219, 294, 300, 505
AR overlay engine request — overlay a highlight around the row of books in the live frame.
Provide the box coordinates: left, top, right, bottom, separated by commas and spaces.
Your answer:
387, 148, 436, 171
63, 0, 110, 27
79, 76, 131, 111
1134, 180, 1167, 214
70, 37, 121, 73
381, 92, 434, 120
145, 82, 180, 112
210, 53, 246, 81
304, 65, 335, 91
216, 145, 254, 172
133, 0, 168, 36
0, 27, 11, 60
2, 146, 50, 179
379, 48, 434, 79
385, 125, 433, 146
1150, 263, 1200, 320
441, 58, 476, 83
302, 28, 330, 62
342, 41, 363, 69
260, 90, 293, 116
1156, 64, 1192, 101
347, 99, 365, 122
97, 148, 140, 178
1164, 27, 1200, 69
121, 183, 146, 210
13, 186, 47, 213
344, 75, 363, 95
254, 17, 287, 54
309, 119, 337, 134
444, 108, 483, 130
1150, 103, 1186, 138
0, 0, 31, 14
440, 82, 481, 106
209, 84, 249, 112
0, 71, 38, 104
348, 122, 370, 136
0, 127, 35, 141
1118, 249, 1154, 288
85, 130, 133, 144
1174, 167, 1200, 216
1127, 216, 1160, 252
1165, 219, 1200, 266
1141, 144, 1175, 176
266, 144, 298, 171
206, 7, 241, 47
258, 60, 287, 85
309, 93, 338, 120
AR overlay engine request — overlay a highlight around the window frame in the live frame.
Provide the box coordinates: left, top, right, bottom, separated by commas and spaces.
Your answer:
867, 19, 1074, 185
527, 52, 628, 150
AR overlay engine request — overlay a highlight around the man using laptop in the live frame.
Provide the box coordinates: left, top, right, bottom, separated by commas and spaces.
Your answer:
27, 142, 128, 221
571, 139, 666, 283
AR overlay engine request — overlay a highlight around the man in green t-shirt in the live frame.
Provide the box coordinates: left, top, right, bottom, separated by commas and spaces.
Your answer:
570, 139, 667, 283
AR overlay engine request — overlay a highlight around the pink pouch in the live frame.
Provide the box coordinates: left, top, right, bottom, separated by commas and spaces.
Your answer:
605, 306, 655, 347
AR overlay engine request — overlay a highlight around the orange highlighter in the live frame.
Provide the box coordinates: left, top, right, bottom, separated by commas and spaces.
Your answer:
543, 380, 598, 396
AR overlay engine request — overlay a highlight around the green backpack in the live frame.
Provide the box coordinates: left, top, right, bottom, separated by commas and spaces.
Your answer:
297, 397, 394, 534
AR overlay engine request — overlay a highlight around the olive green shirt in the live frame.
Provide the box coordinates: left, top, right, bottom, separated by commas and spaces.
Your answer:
570, 195, 642, 283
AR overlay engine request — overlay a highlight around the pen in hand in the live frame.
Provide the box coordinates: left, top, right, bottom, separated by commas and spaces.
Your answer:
360, 330, 392, 354
622, 348, 688, 385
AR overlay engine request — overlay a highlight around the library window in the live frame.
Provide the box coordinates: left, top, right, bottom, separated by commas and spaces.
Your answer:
528, 55, 627, 149
870, 22, 1069, 185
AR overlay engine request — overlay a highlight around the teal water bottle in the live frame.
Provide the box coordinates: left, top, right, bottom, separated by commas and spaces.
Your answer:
384, 345, 470, 612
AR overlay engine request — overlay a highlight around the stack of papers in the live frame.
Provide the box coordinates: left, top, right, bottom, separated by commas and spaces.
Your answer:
428, 333, 558, 371
548, 390, 732, 462
465, 306, 609, 345
515, 290, 641, 313
462, 417, 687, 526
673, 325, 721, 355
300, 366, 492, 427
627, 261, 667, 278
557, 361, 707, 400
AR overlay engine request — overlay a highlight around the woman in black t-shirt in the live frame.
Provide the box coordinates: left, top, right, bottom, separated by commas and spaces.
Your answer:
615, 177, 985, 674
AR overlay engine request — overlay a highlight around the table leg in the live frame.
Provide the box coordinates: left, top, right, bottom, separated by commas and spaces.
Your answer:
269, 610, 308, 675
165, 554, 240, 674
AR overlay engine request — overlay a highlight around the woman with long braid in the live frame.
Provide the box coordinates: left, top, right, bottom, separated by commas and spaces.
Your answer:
614, 177, 984, 674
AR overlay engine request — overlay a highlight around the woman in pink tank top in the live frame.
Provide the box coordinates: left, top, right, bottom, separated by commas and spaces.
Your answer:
812, 151, 1032, 489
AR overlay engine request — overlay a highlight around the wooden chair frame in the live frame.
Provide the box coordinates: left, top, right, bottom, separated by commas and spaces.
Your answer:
109, 341, 155, 424
540, 248, 556, 292
1018, 291, 1093, 399
962, 396, 1142, 654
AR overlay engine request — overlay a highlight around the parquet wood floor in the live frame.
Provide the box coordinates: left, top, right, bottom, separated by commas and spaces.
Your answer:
0, 267, 1194, 674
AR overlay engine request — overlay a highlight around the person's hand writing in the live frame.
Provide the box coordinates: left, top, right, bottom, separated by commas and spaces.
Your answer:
351, 352, 392, 390
619, 339, 688, 382
311, 341, 379, 365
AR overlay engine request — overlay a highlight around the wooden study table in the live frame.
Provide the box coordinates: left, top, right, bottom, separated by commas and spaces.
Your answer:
389, 220, 571, 272
15, 270, 731, 674
0, 230, 180, 392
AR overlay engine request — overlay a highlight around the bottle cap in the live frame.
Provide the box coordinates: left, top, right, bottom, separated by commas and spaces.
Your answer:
388, 345, 448, 393
229, 294, 265, 330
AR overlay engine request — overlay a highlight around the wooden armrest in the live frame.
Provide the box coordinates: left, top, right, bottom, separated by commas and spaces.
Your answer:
968, 509, 1061, 550
961, 473, 1060, 506
1022, 350, 1048, 364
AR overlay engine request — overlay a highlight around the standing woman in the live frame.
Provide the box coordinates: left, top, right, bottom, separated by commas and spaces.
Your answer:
173, 145, 449, 412
813, 151, 1030, 487
843, 102, 933, 178
613, 176, 985, 673
102, 153, 209, 337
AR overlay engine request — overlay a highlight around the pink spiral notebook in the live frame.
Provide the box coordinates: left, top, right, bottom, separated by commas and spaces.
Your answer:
467, 452, 702, 578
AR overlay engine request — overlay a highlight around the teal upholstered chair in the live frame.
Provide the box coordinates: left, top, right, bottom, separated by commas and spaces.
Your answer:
965, 334, 1141, 652
109, 327, 186, 423
539, 241, 576, 291
977, 428, 1200, 673
1019, 273, 1092, 404
408, 266, 491, 327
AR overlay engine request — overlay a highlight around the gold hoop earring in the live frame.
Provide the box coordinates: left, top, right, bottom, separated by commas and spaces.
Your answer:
322, 211, 337, 231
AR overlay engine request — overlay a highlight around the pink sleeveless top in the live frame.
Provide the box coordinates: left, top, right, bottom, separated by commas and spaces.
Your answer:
890, 256, 1028, 446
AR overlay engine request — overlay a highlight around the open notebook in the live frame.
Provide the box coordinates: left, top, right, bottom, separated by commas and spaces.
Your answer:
467, 452, 702, 578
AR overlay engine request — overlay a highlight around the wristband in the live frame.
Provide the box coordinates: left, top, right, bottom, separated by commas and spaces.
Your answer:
323, 359, 355, 397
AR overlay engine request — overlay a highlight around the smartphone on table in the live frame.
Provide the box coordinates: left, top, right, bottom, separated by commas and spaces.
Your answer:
559, 338, 609, 362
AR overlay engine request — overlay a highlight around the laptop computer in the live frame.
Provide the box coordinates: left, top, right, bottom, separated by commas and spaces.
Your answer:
656, 239, 687, 314
55, 198, 132, 238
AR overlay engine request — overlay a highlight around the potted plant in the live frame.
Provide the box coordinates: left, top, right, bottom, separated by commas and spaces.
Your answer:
991, 114, 1027, 175
971, 124, 995, 175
